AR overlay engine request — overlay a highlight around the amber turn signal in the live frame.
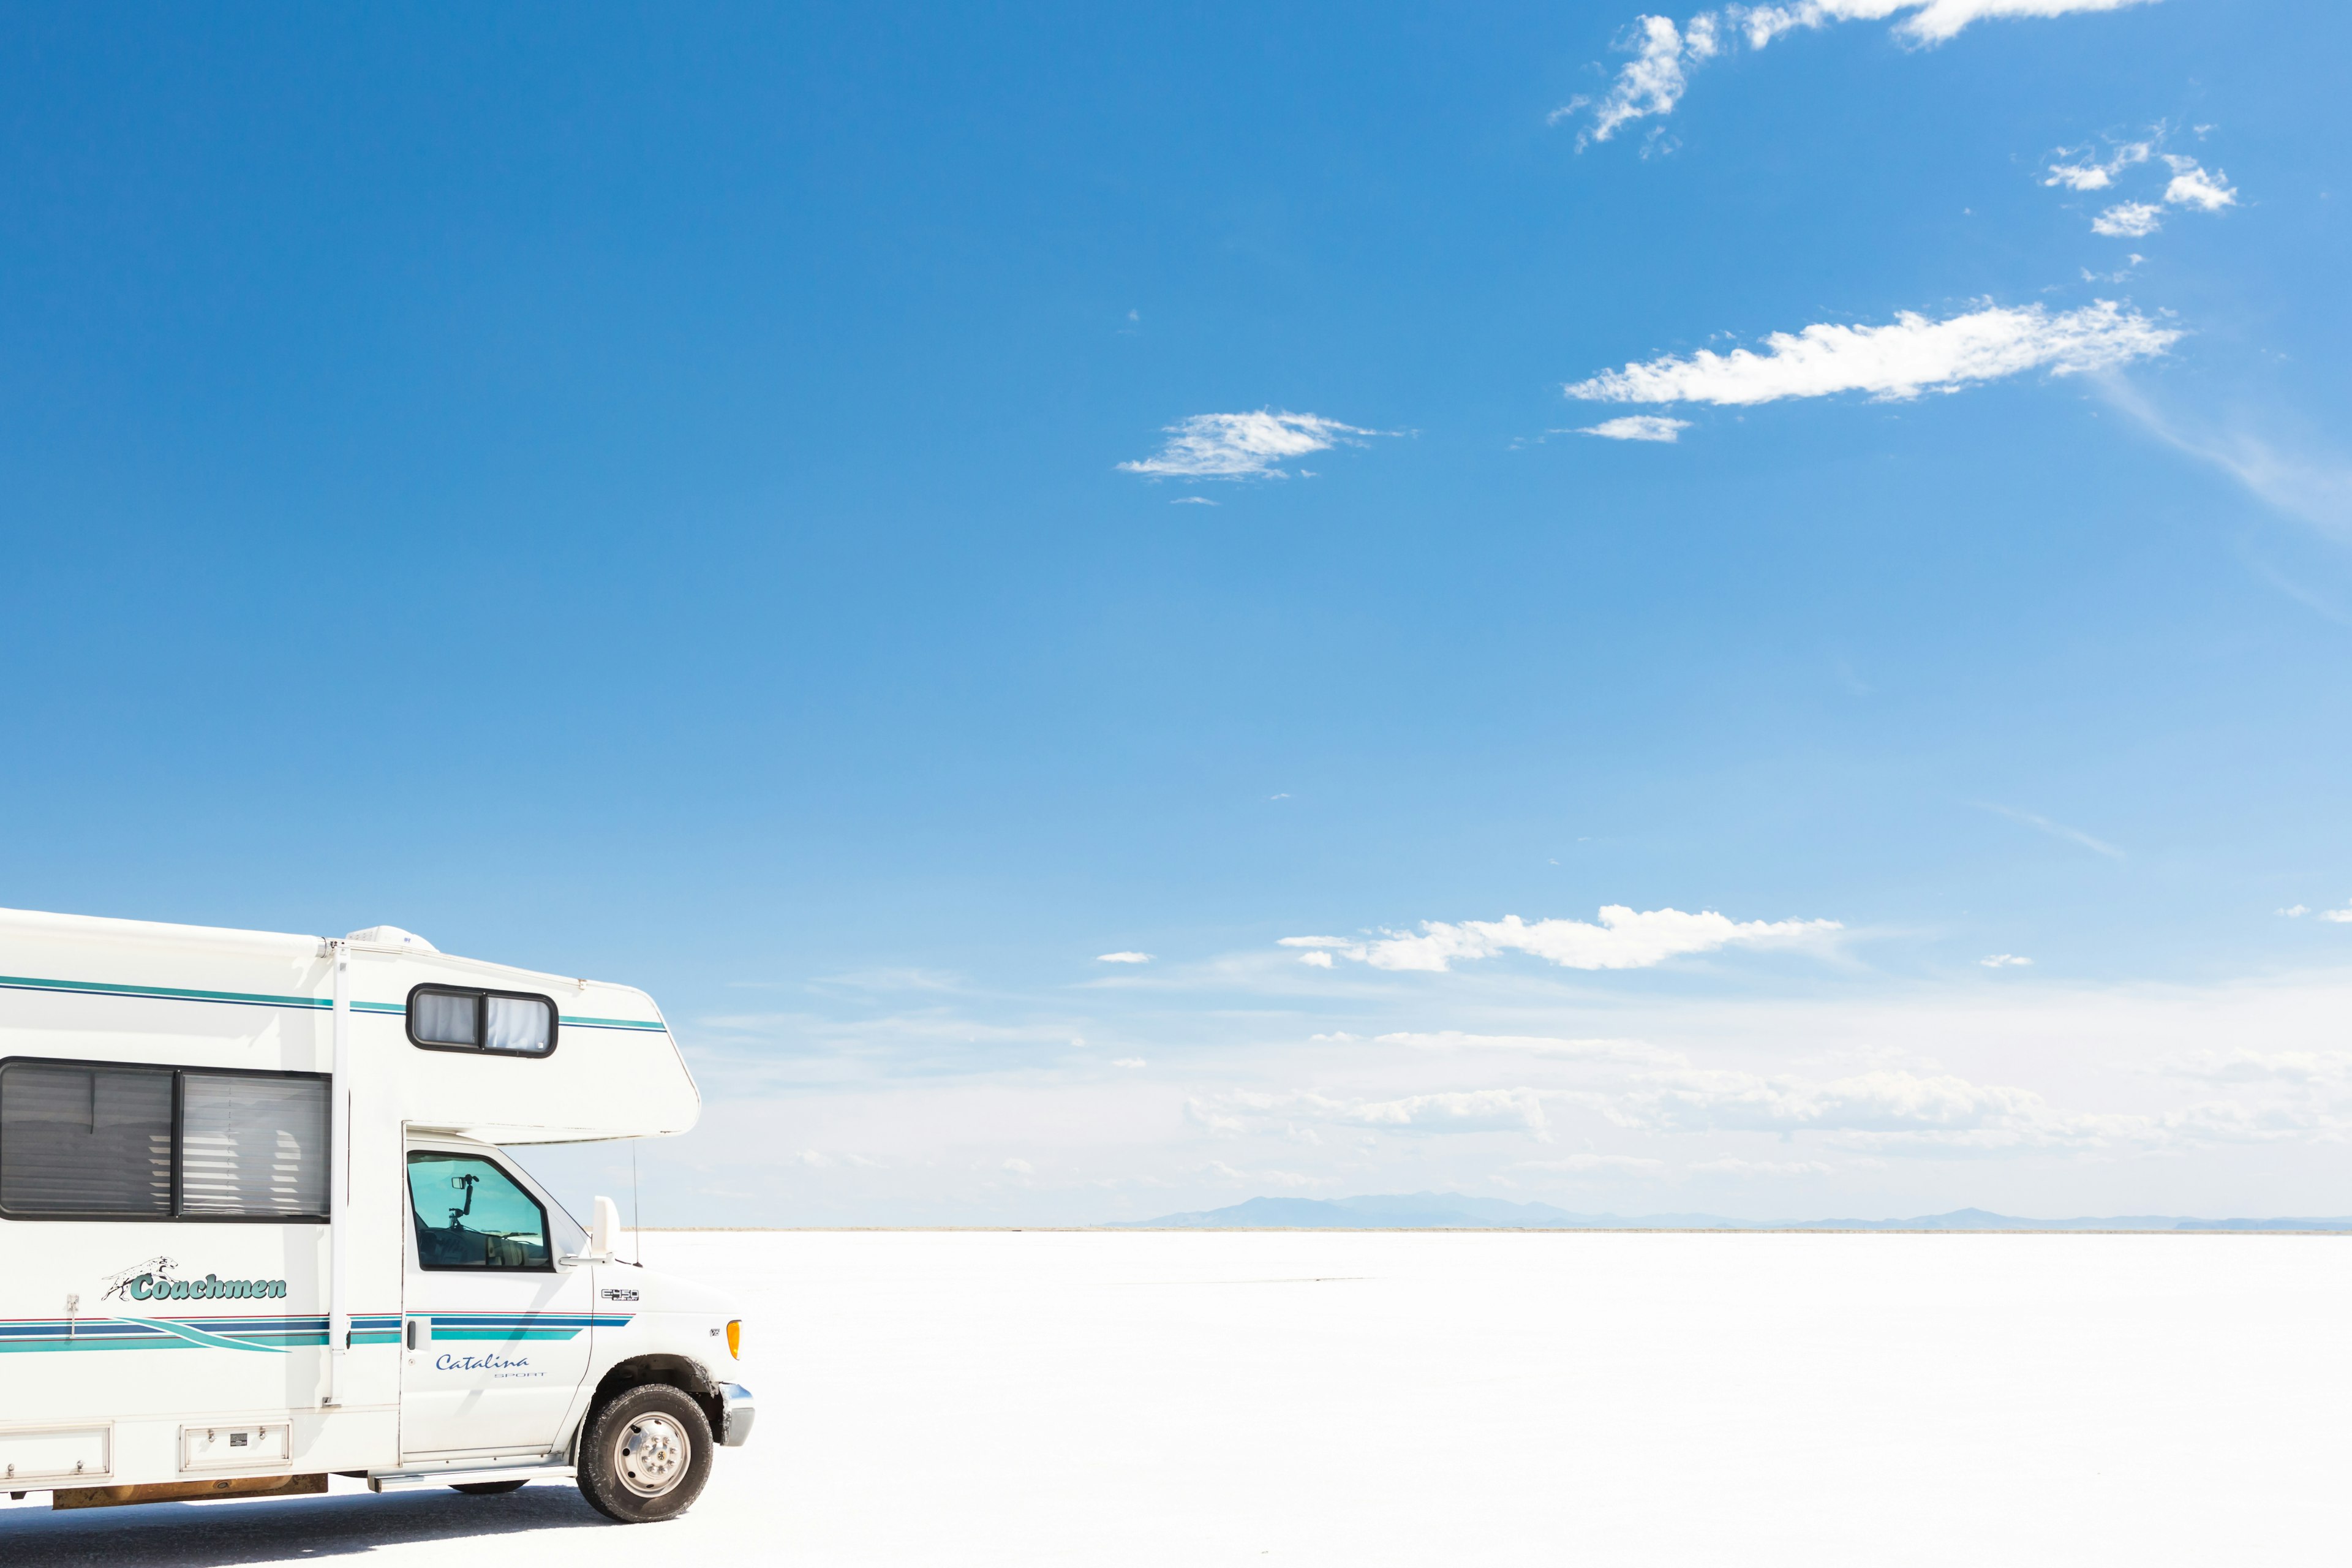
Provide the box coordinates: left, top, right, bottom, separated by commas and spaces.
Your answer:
726, 1319, 741, 1359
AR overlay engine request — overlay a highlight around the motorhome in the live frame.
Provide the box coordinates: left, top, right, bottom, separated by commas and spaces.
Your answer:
0, 906, 752, 1525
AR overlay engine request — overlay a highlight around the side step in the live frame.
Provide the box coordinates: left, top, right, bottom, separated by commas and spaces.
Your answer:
368, 1463, 573, 1494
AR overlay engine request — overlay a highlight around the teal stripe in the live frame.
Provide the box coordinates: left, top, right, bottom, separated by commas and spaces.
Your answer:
0, 1338, 193, 1354
0, 974, 326, 1011
0, 973, 668, 1035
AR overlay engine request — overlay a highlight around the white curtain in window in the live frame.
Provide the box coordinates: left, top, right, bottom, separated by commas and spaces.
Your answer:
484, 995, 551, 1053
413, 989, 478, 1046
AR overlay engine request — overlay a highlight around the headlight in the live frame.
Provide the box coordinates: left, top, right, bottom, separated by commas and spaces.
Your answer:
726, 1319, 741, 1359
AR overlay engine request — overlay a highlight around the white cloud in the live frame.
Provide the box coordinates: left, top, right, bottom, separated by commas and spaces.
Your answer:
2278, 905, 2309, 918
1564, 1, 2158, 144
1610, 1066, 2052, 1139
1096, 951, 1154, 964
1518, 1152, 1667, 1174
1281, 905, 1840, 974
1592, 1064, 2329, 1153
1297, 951, 1335, 968
2154, 1049, 2352, 1088
1566, 300, 2177, 407
2322, 906, 2352, 926
2092, 201, 2163, 237
1189, 1087, 1552, 1139
2162, 156, 2237, 211
1112, 1057, 1147, 1069
1002, 1158, 1034, 1174
1691, 1156, 1834, 1177
1980, 954, 2034, 968
1118, 411, 1384, 481
1376, 1031, 1684, 1065
1559, 14, 1717, 147
1580, 415, 1693, 442
2045, 139, 2152, 192
1351, 1088, 1552, 1137
1738, 0, 2157, 48
1169, 496, 1219, 507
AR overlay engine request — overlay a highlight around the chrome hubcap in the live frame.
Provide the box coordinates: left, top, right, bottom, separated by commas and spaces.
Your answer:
614, 1414, 689, 1498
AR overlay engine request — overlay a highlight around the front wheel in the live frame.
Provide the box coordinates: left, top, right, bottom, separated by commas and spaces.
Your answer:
576, 1383, 714, 1524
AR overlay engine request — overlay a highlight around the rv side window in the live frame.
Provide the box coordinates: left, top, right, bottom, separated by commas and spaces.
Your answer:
0, 1059, 329, 1221
405, 1151, 553, 1270
407, 987, 557, 1057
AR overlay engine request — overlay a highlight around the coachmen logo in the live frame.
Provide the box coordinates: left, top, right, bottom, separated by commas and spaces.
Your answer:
102, 1255, 288, 1303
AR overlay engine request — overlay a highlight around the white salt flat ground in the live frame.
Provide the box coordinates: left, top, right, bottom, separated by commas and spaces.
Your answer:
4, 1229, 2348, 1566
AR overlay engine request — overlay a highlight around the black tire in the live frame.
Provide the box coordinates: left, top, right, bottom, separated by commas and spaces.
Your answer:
576, 1383, 714, 1525
451, 1479, 530, 1495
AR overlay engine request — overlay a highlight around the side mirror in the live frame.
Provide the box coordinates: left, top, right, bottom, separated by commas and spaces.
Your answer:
587, 1195, 621, 1261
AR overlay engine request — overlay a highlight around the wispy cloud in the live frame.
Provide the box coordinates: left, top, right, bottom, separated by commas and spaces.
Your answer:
1594, 1064, 2307, 1152
2152, 1048, 2352, 1087
1566, 301, 2177, 407
1518, 1152, 1667, 1174
2046, 137, 2153, 192
1280, 905, 1841, 973
1981, 804, 2125, 860
1561, 1, 2158, 146
1740, 0, 2158, 49
1376, 1031, 1684, 1064
2100, 379, 2352, 540
1096, 951, 1154, 965
1119, 411, 1386, 481
1691, 1156, 1833, 1177
1580, 415, 1693, 442
1980, 953, 2034, 968
2323, 905, 2352, 926
1190, 1087, 1553, 1139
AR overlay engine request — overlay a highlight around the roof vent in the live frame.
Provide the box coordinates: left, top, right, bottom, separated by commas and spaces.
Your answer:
345, 925, 439, 953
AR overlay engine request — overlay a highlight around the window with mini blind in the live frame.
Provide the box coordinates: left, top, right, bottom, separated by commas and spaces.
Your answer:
0, 1058, 330, 1221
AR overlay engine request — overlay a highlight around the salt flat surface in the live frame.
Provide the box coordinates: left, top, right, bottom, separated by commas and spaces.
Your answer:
5, 1230, 2348, 1566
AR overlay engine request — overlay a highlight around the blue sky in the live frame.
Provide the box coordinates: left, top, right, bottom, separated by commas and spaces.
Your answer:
4, 1, 2350, 1223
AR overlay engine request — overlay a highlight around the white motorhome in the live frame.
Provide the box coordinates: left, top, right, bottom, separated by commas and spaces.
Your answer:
0, 907, 752, 1525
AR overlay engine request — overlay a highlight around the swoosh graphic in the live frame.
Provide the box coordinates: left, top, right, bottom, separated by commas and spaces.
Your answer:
120, 1317, 291, 1354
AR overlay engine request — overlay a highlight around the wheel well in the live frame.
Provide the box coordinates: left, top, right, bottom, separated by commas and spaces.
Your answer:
580, 1355, 724, 1452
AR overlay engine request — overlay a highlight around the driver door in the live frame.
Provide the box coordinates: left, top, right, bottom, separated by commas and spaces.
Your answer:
399, 1142, 597, 1460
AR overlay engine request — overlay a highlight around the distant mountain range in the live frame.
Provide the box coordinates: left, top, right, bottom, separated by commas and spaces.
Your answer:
1108, 1194, 2352, 1232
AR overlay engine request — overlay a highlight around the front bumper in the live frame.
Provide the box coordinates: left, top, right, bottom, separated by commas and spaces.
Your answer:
718, 1382, 756, 1447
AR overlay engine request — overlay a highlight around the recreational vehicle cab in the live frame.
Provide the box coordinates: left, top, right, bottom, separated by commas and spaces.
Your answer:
0, 907, 752, 1525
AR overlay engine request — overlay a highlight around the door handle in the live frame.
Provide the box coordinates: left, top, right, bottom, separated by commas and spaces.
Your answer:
405, 1319, 418, 1350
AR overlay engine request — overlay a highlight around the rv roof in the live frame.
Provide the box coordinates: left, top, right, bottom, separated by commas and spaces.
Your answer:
0, 906, 631, 999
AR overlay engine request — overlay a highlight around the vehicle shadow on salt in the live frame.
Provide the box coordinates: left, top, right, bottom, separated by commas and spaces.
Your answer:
0, 1484, 611, 1565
